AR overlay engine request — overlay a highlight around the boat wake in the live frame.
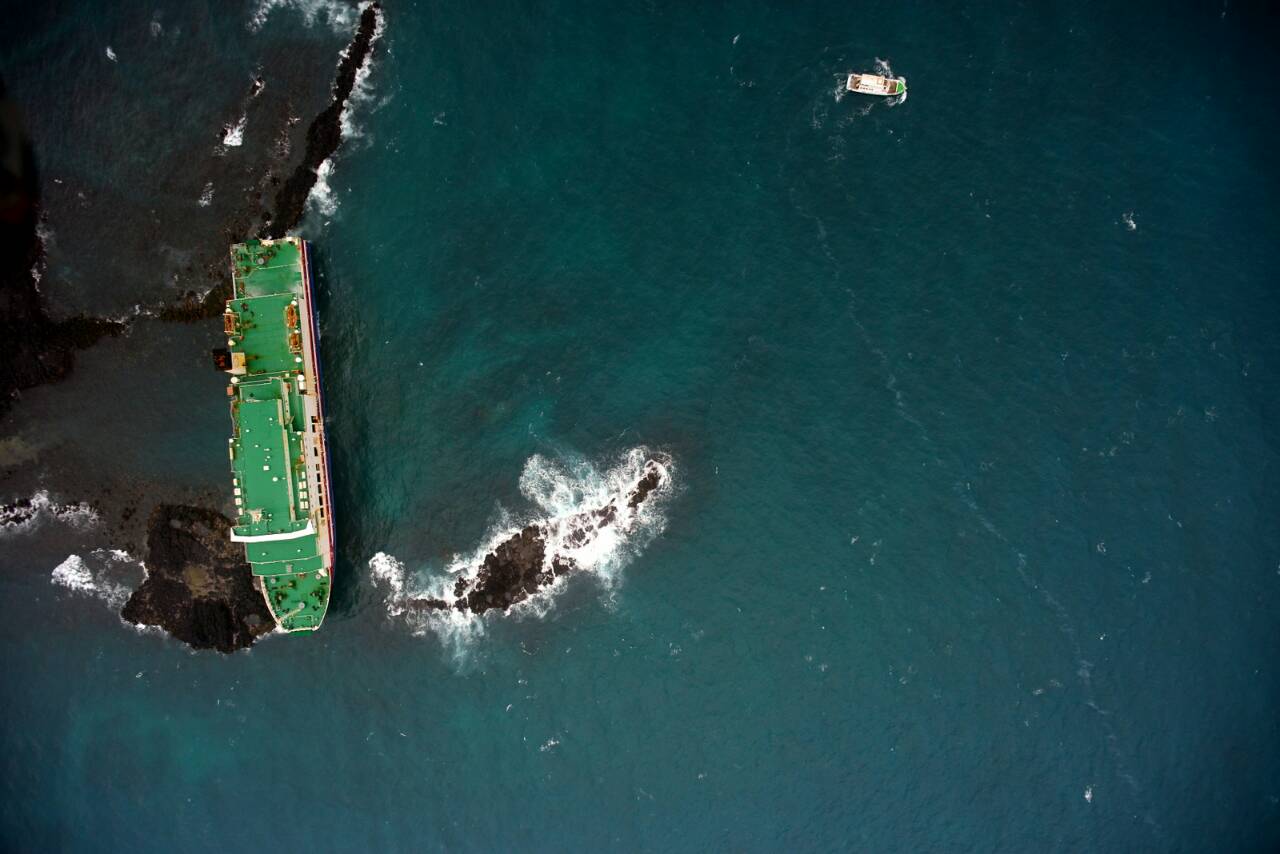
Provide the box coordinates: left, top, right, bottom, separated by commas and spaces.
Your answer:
875, 57, 907, 105
829, 57, 904, 121
369, 447, 675, 660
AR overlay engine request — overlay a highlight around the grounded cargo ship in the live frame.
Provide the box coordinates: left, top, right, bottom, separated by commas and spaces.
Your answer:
216, 237, 334, 632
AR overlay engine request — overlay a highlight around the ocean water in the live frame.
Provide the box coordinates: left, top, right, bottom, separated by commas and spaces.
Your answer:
2, 1, 1278, 850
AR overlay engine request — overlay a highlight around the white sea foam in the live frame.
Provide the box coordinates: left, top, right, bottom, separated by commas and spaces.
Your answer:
222, 115, 247, 147
303, 2, 385, 219
51, 549, 140, 609
1122, 211, 1137, 231
833, 58, 905, 110
830, 74, 848, 105
248, 0, 358, 34
875, 57, 907, 105
198, 181, 214, 207
339, 3, 386, 141
369, 447, 675, 659
1, 490, 98, 537
307, 158, 339, 216
105, 46, 118, 62
367, 550, 406, 599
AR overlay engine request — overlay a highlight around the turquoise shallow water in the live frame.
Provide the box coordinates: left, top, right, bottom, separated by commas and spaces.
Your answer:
2, 1, 1279, 850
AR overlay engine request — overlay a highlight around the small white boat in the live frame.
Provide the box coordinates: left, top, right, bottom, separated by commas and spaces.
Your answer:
846, 73, 906, 97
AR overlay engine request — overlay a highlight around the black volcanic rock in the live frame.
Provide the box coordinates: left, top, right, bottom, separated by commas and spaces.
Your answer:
262, 2, 381, 240
163, 2, 384, 322
411, 456, 670, 616
2, 4, 385, 406
628, 467, 662, 508
459, 525, 547, 614
120, 504, 274, 653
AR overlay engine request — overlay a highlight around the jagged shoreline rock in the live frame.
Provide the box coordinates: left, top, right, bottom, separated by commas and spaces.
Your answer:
163, 1, 384, 321
408, 456, 670, 616
263, 1, 382, 240
120, 505, 274, 653
2, 4, 384, 409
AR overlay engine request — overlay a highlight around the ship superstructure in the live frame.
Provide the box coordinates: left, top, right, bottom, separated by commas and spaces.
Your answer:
219, 237, 334, 632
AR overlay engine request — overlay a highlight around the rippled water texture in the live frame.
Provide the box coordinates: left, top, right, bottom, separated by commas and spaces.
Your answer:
1, 1, 1277, 850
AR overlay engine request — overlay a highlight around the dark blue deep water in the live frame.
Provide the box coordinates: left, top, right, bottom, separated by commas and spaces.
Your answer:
2, 1, 1278, 850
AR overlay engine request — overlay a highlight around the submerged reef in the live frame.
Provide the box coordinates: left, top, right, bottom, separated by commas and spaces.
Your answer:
121, 505, 274, 653
0, 79, 123, 418
408, 456, 670, 616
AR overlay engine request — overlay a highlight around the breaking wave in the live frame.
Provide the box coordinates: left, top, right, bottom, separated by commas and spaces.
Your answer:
369, 447, 675, 659
339, 2, 387, 141
221, 115, 246, 147
1, 490, 98, 537
305, 2, 385, 218
308, 158, 339, 216
51, 549, 143, 610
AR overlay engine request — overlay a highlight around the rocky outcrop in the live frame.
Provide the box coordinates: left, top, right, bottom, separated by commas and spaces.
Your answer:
1, 2, 383, 409
409, 456, 670, 616
120, 504, 274, 653
261, 2, 381, 239
164, 1, 384, 321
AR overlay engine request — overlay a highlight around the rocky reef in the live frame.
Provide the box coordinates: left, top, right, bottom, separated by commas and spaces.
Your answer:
407, 455, 670, 616
165, 1, 384, 320
3, 6, 386, 653
263, 2, 382, 240
121, 505, 274, 653
3, 3, 383, 408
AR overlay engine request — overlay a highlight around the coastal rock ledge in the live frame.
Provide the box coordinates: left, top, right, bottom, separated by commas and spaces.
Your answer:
405, 454, 671, 616
121, 505, 274, 653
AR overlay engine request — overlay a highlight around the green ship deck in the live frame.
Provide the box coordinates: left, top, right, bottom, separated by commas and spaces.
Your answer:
222, 238, 334, 632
